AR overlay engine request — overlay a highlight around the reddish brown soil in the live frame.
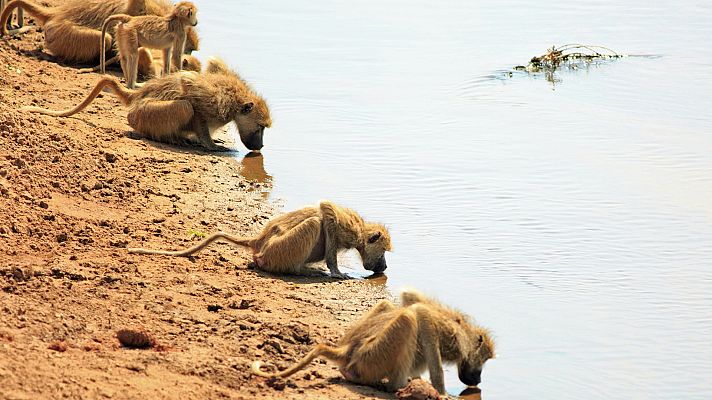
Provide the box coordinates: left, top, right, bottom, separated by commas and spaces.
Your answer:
0, 13, 394, 400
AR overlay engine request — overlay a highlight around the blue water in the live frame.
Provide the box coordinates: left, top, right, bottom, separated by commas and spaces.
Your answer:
197, 1, 712, 398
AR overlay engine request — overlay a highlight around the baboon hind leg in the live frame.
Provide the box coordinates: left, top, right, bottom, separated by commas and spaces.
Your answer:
43, 20, 111, 63
347, 309, 418, 390
127, 99, 194, 143
257, 216, 322, 275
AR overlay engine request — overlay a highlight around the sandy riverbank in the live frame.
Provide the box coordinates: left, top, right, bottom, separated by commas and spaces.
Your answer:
0, 16, 391, 400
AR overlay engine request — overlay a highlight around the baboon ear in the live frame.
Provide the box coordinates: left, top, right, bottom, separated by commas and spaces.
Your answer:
368, 232, 382, 244
241, 102, 254, 115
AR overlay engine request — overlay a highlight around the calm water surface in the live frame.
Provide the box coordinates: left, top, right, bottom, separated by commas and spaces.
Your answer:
197, 1, 712, 398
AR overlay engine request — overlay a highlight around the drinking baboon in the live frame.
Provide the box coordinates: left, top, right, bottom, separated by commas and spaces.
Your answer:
99, 1, 198, 88
252, 290, 496, 394
0, 0, 199, 66
20, 58, 271, 151
128, 201, 392, 278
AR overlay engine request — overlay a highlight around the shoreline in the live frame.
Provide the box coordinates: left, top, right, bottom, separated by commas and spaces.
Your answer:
0, 21, 391, 400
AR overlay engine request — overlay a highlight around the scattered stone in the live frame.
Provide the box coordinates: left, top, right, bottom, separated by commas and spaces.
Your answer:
396, 379, 441, 400
207, 304, 223, 312
261, 339, 285, 354
38, 200, 48, 209
56, 232, 68, 242
152, 217, 166, 223
0, 330, 13, 342
229, 299, 252, 310
104, 153, 117, 163
116, 329, 155, 349
265, 377, 286, 391
48, 341, 68, 352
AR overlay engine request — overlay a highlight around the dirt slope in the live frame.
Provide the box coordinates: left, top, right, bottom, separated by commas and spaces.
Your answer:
0, 12, 392, 400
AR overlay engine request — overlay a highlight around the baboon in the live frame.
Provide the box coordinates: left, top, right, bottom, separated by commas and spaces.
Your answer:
127, 201, 392, 278
0, 0, 199, 66
20, 58, 271, 151
252, 290, 496, 394
99, 2, 198, 88
78, 47, 202, 78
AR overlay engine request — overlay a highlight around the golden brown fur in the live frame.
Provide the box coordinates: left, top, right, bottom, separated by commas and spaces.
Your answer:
99, 2, 198, 88
252, 290, 495, 394
0, 0, 199, 65
127, 201, 392, 277
20, 58, 271, 151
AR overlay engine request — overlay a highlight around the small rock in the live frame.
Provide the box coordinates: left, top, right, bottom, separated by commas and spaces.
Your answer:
229, 299, 251, 310
266, 377, 286, 391
38, 200, 49, 209
152, 217, 166, 224
56, 232, 68, 243
48, 341, 68, 352
207, 304, 223, 312
396, 379, 441, 400
116, 329, 155, 349
104, 153, 117, 163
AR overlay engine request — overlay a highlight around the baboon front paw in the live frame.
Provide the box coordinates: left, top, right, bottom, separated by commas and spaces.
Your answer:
329, 272, 352, 280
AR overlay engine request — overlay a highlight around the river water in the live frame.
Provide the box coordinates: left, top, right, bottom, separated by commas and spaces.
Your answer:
197, 1, 712, 398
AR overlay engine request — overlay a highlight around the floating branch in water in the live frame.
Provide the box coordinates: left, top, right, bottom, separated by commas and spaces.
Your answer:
514, 44, 625, 73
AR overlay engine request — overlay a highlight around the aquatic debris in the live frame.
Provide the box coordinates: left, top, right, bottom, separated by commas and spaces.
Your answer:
515, 44, 624, 73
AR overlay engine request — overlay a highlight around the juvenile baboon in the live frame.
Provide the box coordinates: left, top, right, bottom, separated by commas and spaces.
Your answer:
20, 58, 271, 151
0, 0, 199, 65
99, 2, 198, 88
252, 290, 496, 394
127, 201, 392, 278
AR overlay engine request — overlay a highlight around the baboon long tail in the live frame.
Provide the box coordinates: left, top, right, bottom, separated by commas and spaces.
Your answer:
100, 14, 132, 74
127, 232, 254, 257
20, 77, 132, 117
1, 0, 52, 35
251, 344, 348, 379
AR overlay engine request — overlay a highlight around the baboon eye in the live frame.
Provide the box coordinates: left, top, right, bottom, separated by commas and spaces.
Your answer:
368, 232, 381, 244
241, 102, 254, 114
478, 335, 484, 344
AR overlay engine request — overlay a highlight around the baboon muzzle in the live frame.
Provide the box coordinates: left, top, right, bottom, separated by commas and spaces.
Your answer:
458, 367, 482, 386
241, 127, 265, 151
368, 255, 387, 274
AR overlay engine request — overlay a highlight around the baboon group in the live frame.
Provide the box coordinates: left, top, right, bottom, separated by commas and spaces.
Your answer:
2, 0, 496, 395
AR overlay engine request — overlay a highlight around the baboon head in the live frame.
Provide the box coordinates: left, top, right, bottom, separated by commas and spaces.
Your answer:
357, 223, 392, 273
174, 2, 198, 27
457, 327, 495, 387
205, 58, 273, 151
185, 28, 200, 55
234, 100, 272, 151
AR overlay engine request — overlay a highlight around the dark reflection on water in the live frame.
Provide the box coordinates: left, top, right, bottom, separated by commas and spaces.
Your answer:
236, 151, 272, 199
199, 0, 712, 398
239, 152, 271, 184
459, 386, 482, 400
